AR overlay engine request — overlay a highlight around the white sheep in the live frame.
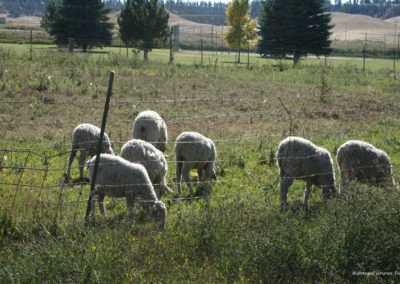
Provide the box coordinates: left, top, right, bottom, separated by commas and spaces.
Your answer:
174, 131, 217, 195
86, 154, 167, 229
132, 110, 168, 153
277, 136, 337, 208
66, 123, 114, 181
120, 139, 173, 198
336, 140, 396, 189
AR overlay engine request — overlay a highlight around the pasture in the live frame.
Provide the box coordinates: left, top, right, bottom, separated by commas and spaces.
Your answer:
0, 44, 400, 282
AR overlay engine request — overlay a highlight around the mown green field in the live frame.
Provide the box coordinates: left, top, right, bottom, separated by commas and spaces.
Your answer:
1, 42, 398, 71
0, 44, 400, 283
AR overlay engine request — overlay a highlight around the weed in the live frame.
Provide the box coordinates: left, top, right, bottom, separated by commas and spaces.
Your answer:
319, 73, 330, 103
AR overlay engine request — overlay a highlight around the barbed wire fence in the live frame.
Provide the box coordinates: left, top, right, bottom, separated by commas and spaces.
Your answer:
1, 23, 400, 227
1, 84, 399, 228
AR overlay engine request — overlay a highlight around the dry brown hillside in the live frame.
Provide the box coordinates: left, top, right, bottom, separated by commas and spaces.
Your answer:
1, 11, 398, 42
331, 12, 396, 41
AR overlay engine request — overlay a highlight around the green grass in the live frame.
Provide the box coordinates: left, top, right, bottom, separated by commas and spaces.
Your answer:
0, 45, 400, 282
1, 42, 399, 72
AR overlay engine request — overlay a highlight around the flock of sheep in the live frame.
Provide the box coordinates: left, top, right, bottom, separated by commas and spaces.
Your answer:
66, 110, 396, 229
66, 110, 217, 229
277, 137, 396, 208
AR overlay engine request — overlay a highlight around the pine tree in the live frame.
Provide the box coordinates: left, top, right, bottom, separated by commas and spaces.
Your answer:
118, 0, 170, 61
117, 0, 136, 47
257, 0, 333, 66
48, 0, 114, 52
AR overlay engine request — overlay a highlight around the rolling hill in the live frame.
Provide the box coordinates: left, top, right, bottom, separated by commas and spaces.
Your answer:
0, 11, 398, 42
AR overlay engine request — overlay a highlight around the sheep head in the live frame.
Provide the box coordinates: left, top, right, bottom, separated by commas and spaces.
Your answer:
152, 201, 167, 230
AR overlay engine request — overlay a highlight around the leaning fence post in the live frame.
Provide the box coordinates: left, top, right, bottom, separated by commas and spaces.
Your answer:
85, 71, 115, 223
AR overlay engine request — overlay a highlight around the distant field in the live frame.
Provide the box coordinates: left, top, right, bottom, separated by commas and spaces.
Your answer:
0, 42, 397, 72
1, 11, 400, 58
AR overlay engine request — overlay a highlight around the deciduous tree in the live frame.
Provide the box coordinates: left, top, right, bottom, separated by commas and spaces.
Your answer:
224, 0, 258, 63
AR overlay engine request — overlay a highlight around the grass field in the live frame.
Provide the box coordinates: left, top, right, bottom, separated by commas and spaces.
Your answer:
0, 44, 400, 282
1, 42, 399, 72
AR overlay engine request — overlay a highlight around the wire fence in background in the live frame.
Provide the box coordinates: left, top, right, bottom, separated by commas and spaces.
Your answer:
1, 27, 400, 71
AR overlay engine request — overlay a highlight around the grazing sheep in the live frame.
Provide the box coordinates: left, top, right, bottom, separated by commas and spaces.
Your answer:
66, 123, 114, 181
174, 131, 217, 195
120, 139, 173, 198
86, 154, 167, 229
277, 136, 337, 208
132, 110, 168, 152
336, 140, 396, 189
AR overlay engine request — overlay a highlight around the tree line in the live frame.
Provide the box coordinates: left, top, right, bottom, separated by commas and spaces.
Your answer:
40, 0, 331, 68
41, 0, 170, 59
163, 0, 400, 24
164, 0, 228, 25
2, 0, 400, 21
330, 0, 400, 18
0, 0, 123, 18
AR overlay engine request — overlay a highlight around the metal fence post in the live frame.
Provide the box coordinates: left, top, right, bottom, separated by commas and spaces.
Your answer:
85, 71, 115, 223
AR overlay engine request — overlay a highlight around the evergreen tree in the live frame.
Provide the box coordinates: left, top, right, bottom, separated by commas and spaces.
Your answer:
257, 0, 333, 66
48, 0, 114, 52
118, 0, 136, 47
118, 0, 170, 61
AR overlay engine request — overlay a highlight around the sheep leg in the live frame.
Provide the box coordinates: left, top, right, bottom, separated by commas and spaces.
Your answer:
197, 168, 203, 182
279, 176, 293, 208
181, 163, 194, 194
203, 164, 214, 197
125, 191, 135, 219
154, 176, 173, 198
153, 182, 162, 199
176, 161, 183, 195
339, 170, 350, 194
304, 181, 312, 208
322, 182, 335, 200
90, 190, 97, 223
78, 150, 87, 181
66, 148, 77, 181
97, 193, 106, 219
